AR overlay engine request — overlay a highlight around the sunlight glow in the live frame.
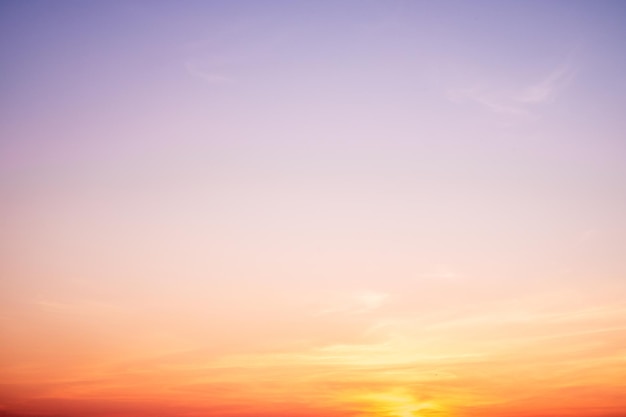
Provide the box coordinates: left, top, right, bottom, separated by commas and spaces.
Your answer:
345, 389, 447, 417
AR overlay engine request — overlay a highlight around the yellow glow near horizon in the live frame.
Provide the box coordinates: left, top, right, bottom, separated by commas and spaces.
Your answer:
346, 389, 446, 417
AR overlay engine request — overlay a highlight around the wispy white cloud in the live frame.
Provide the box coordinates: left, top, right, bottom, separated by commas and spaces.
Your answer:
420, 265, 464, 282
447, 84, 530, 117
447, 63, 576, 118
182, 23, 285, 87
184, 61, 234, 85
32, 298, 126, 315
315, 290, 390, 316
516, 65, 576, 104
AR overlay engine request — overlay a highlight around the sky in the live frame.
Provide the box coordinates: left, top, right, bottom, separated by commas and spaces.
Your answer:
1, 1, 626, 416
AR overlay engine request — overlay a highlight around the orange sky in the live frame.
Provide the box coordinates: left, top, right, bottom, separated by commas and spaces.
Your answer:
2, 1, 626, 417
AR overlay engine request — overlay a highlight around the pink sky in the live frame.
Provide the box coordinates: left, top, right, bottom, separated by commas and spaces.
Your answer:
2, 1, 626, 416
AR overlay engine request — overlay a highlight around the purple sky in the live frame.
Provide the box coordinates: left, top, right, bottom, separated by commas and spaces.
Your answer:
2, 2, 626, 417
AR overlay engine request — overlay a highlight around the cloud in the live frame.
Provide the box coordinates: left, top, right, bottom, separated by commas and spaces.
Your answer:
516, 65, 575, 104
32, 299, 125, 316
447, 85, 530, 117
184, 61, 234, 85
447, 63, 576, 118
316, 291, 390, 316
182, 24, 285, 87
420, 265, 464, 282
354, 291, 389, 312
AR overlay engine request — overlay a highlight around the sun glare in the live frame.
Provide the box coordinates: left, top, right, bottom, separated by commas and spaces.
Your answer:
348, 390, 445, 417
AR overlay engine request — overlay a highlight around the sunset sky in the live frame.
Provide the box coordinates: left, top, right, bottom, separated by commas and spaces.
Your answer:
1, 1, 626, 416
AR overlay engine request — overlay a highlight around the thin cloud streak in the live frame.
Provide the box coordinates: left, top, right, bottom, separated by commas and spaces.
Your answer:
447, 63, 576, 118
315, 291, 389, 316
516, 65, 576, 104
184, 61, 234, 85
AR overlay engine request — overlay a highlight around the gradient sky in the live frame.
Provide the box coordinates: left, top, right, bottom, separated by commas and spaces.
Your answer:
2, 1, 626, 417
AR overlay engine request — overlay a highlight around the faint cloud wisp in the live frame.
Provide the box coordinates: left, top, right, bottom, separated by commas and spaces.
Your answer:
316, 291, 390, 316
184, 61, 234, 85
447, 63, 576, 118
